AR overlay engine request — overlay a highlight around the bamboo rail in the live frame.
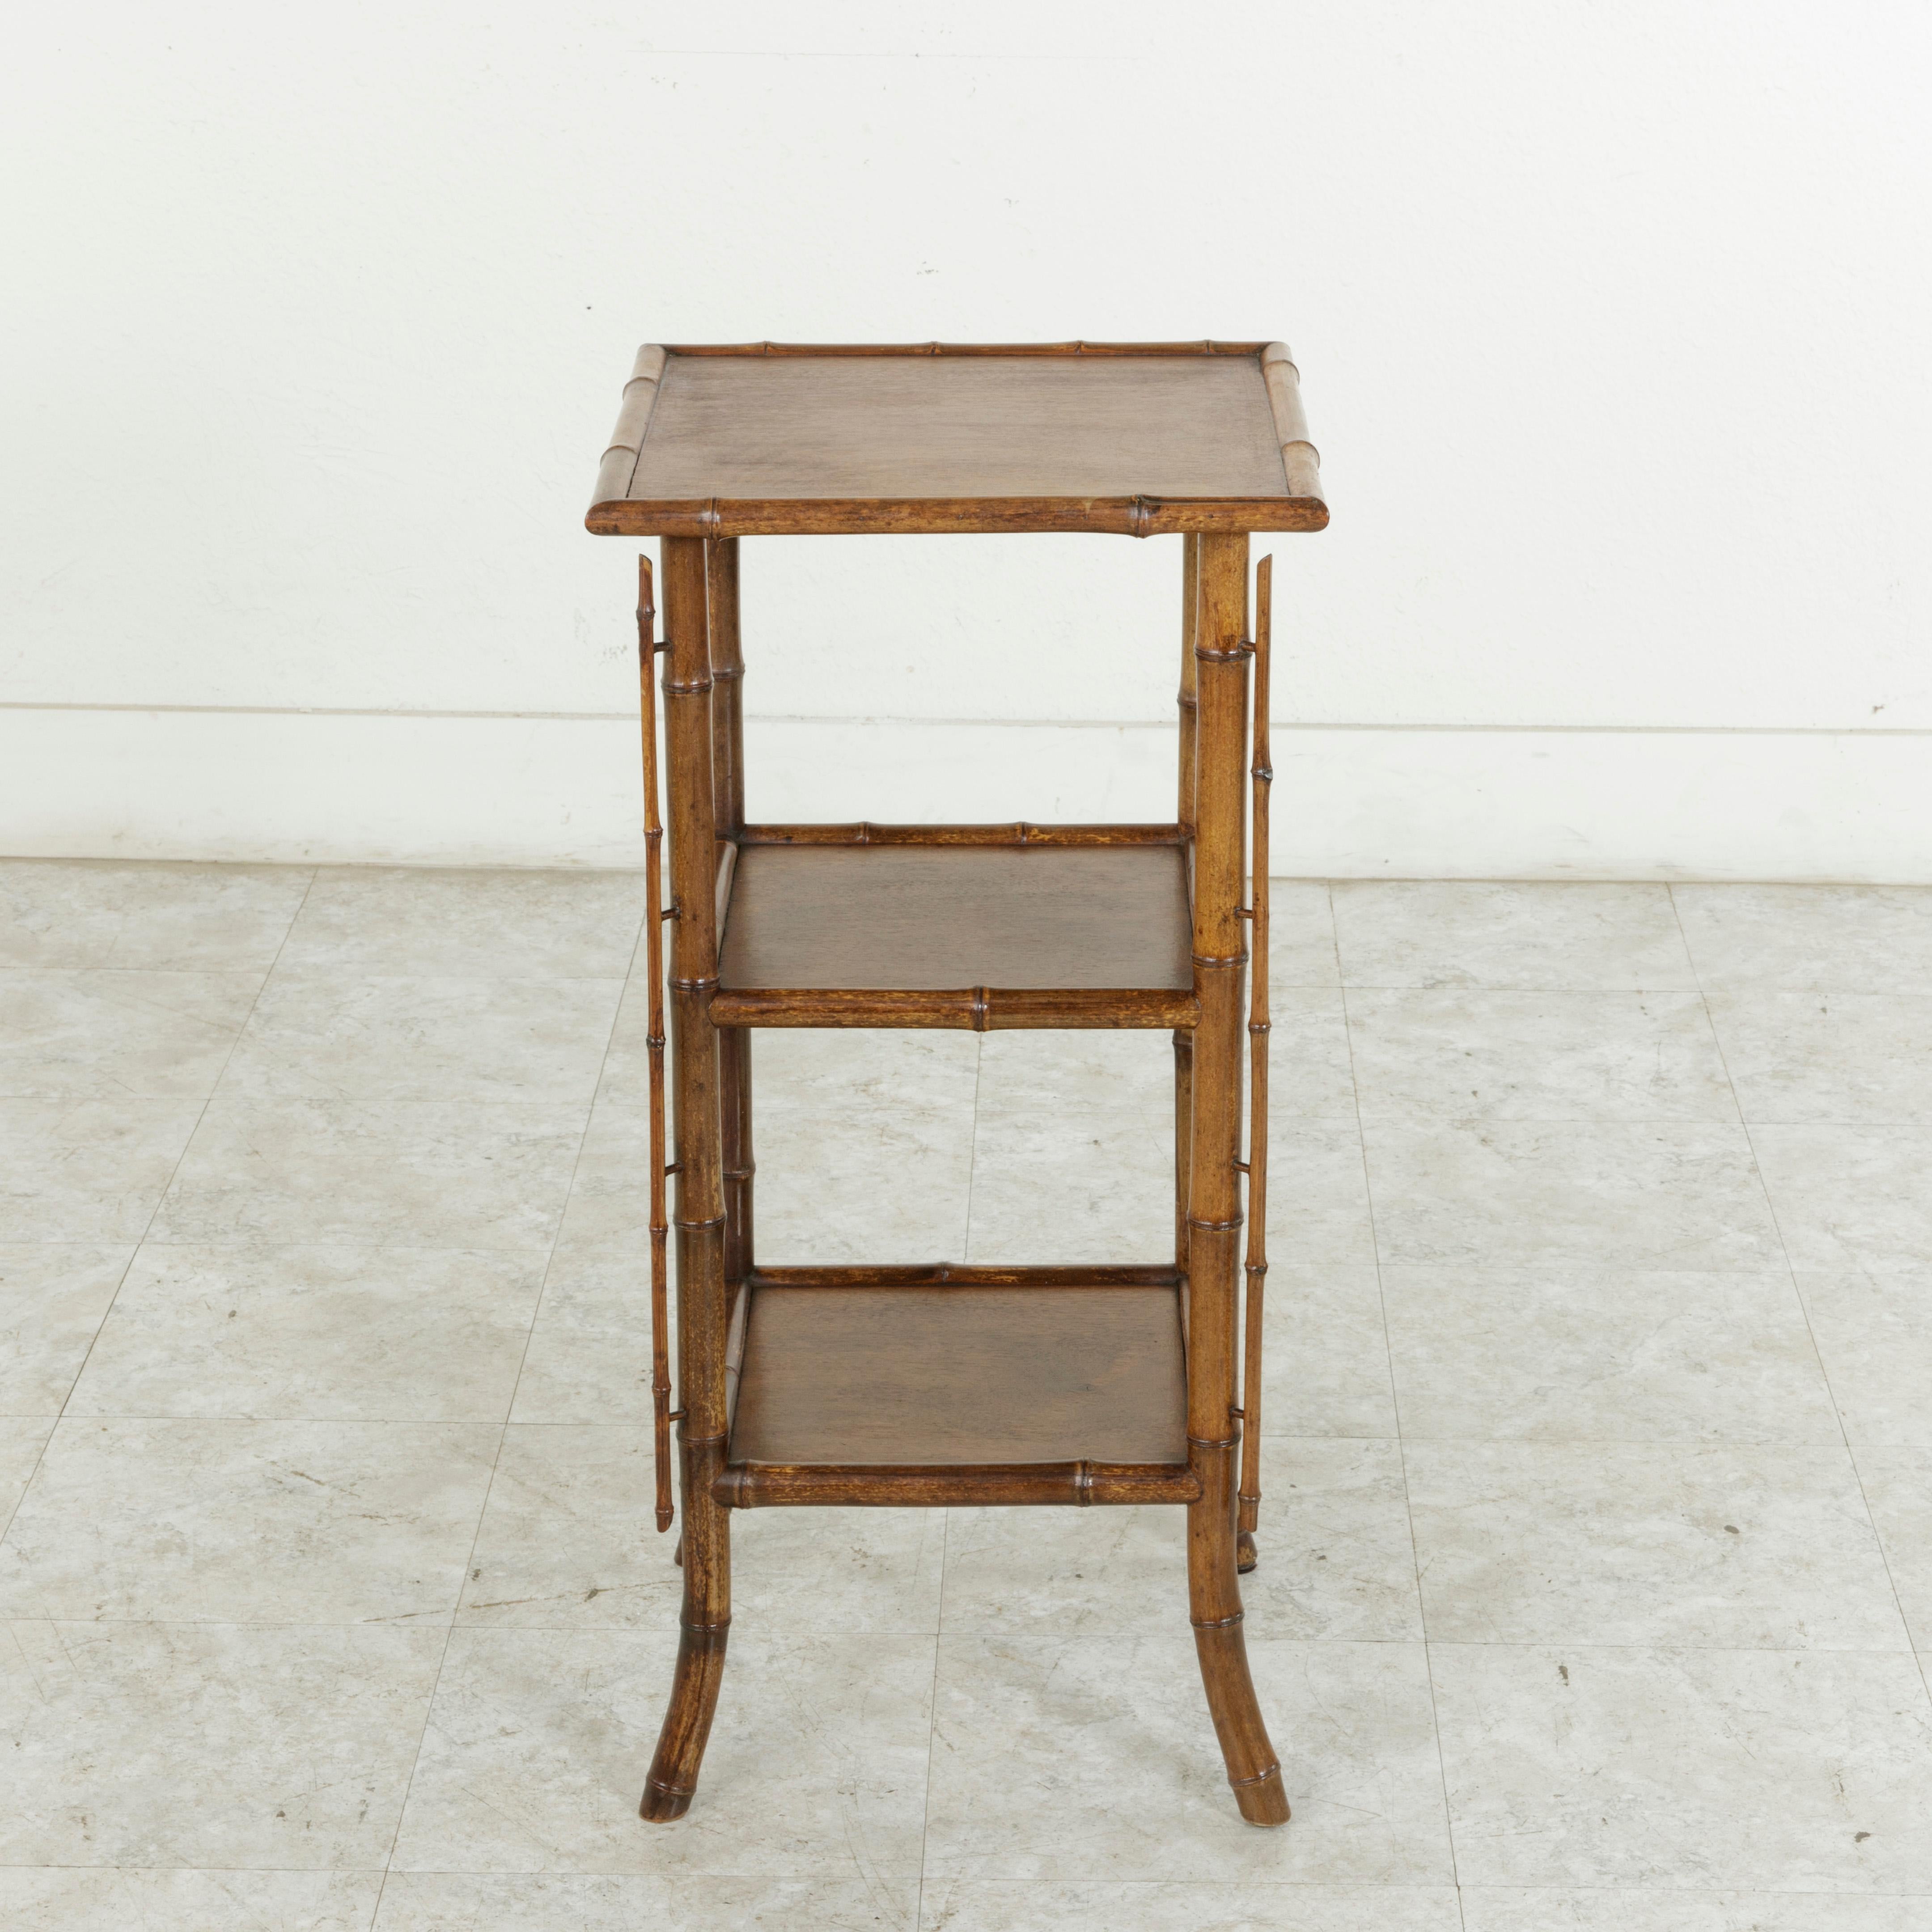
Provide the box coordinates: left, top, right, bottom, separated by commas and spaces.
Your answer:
661, 340, 1275, 358
637, 558, 673, 1536
737, 822, 1184, 848
1259, 343, 1323, 504
747, 1263, 1181, 1289
594, 346, 668, 508
590, 493, 1326, 541
709, 983, 1198, 1032
716, 1461, 1201, 1510
1236, 556, 1274, 1572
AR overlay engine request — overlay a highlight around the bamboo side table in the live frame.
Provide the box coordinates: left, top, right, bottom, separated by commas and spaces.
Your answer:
585, 340, 1327, 1827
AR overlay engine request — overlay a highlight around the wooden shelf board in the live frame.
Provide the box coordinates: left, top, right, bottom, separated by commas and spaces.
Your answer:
725, 1279, 1189, 1472
586, 340, 1327, 536
715, 843, 1194, 1029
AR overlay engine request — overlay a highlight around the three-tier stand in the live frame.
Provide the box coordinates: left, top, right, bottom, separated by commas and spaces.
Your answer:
585, 340, 1326, 1827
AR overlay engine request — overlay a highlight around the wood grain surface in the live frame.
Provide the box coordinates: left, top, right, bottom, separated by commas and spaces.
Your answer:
717, 844, 1193, 993
628, 354, 1289, 501
727, 1282, 1188, 1469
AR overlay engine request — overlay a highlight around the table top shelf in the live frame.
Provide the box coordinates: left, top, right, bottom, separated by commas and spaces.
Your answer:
712, 832, 1198, 1030
588, 339, 1326, 538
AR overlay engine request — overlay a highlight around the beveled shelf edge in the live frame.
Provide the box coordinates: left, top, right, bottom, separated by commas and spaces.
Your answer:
588, 492, 1328, 538
747, 1263, 1182, 1288
709, 985, 1198, 1031
737, 822, 1184, 849
660, 340, 1274, 358
716, 1459, 1199, 1509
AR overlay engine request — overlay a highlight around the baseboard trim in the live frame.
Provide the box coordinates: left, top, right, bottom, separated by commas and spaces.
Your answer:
2, 709, 1925, 881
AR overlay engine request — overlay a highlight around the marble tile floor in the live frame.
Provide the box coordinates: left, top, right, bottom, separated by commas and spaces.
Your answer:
2, 861, 1931, 1930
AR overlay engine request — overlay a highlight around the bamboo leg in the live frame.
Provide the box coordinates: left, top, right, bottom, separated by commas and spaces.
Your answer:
708, 539, 754, 1293
640, 535, 732, 1824
1175, 534, 1199, 1298
1236, 556, 1274, 1576
1186, 532, 1288, 1829
636, 559, 674, 1536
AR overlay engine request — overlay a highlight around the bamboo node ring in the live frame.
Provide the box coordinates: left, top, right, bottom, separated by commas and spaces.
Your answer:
1187, 1213, 1244, 1233
1191, 1611, 1246, 1631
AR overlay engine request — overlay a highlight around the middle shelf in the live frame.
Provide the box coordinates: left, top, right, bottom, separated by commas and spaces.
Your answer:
711, 825, 1198, 1030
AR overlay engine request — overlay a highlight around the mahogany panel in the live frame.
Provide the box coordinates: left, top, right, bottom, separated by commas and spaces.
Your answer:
728, 1282, 1188, 1470
627, 354, 1289, 503
717, 844, 1192, 996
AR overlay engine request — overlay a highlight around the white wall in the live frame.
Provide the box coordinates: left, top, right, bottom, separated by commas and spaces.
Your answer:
4, 2, 1928, 877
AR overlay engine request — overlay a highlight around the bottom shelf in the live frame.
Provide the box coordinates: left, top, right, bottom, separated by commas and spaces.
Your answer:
718, 1267, 1195, 1508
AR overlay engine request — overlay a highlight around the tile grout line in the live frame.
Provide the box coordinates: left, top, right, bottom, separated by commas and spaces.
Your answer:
1665, 885, 1932, 1705
917, 1034, 984, 1926
1327, 884, 1466, 1924
0, 1613, 1917, 1652
0, 868, 320, 1559
958, 1032, 986, 1266
367, 894, 646, 1924
915, 1510, 949, 1932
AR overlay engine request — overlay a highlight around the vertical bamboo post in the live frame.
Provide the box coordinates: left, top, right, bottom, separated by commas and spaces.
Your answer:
1174, 535, 1199, 1285
1186, 532, 1288, 1829
1236, 555, 1273, 1573
640, 535, 732, 1824
708, 539, 754, 1296
637, 557, 673, 1536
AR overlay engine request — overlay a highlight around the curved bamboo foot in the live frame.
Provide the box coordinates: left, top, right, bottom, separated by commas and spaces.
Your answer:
638, 1622, 728, 1823
1236, 1530, 1258, 1574
1192, 1620, 1289, 1828
1231, 1761, 1293, 1827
